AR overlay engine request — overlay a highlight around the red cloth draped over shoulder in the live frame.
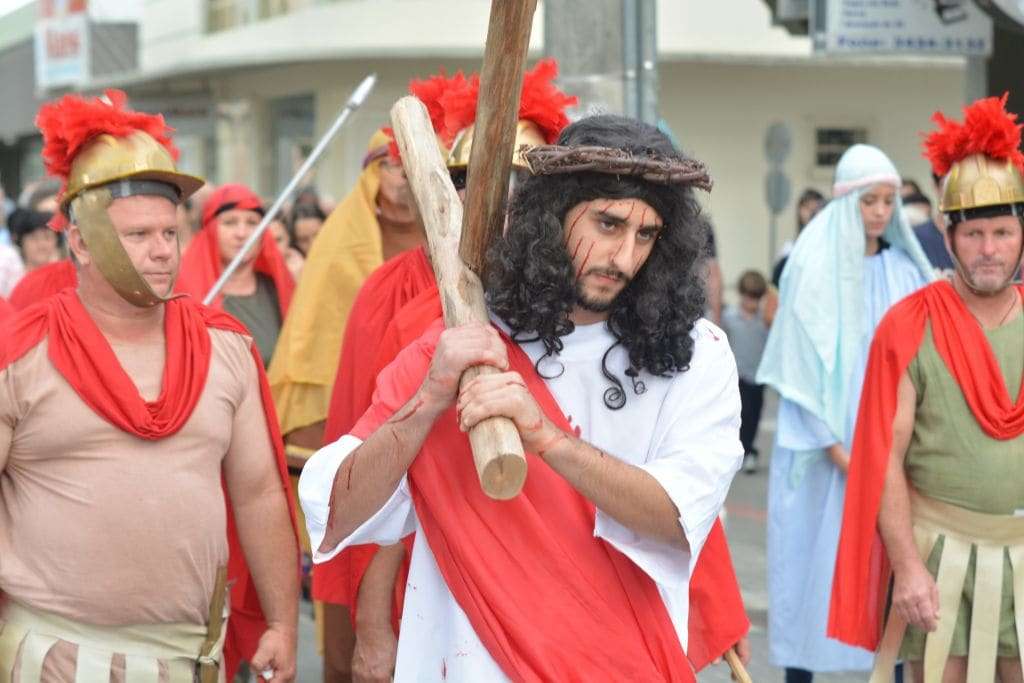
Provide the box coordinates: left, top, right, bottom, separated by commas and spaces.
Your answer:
0, 290, 299, 679
829, 280, 1024, 650
350, 319, 694, 681
313, 247, 434, 609
8, 259, 77, 310
175, 184, 294, 318
326, 267, 748, 670
0, 297, 12, 326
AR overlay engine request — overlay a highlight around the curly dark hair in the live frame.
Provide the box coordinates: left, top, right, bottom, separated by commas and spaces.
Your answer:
485, 115, 710, 409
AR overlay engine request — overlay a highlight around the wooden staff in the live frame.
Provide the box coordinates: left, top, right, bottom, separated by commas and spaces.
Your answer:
458, 0, 538, 275
388, 97, 525, 499
725, 648, 753, 683
389, 0, 537, 500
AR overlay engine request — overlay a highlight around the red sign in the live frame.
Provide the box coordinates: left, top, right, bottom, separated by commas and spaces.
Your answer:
39, 0, 88, 20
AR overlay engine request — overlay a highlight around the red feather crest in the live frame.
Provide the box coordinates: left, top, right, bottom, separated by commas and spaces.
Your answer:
440, 58, 576, 145
923, 92, 1024, 176
36, 89, 179, 186
518, 58, 578, 143
35, 89, 179, 229
385, 70, 478, 160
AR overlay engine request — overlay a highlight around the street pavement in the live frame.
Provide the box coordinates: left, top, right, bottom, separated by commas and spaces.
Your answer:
288, 391, 874, 682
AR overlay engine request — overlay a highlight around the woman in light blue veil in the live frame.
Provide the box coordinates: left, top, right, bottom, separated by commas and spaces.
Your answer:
757, 144, 935, 680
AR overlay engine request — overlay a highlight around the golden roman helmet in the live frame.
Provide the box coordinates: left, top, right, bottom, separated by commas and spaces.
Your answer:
62, 130, 204, 214
446, 120, 548, 171
37, 87, 209, 308
939, 152, 1024, 214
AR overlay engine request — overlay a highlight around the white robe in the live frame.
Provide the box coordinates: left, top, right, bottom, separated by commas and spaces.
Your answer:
300, 317, 743, 681
766, 248, 929, 671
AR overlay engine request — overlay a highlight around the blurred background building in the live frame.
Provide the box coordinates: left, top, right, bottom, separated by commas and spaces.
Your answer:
0, 0, 1021, 286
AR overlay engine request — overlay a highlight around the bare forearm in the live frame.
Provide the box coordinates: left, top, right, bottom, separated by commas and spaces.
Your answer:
878, 461, 920, 572
879, 370, 921, 572
541, 432, 686, 548
285, 421, 325, 452
355, 544, 406, 630
233, 489, 300, 630
320, 391, 440, 552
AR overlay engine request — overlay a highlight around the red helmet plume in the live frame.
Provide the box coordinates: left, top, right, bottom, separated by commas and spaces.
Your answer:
923, 92, 1024, 177
518, 58, 578, 143
385, 70, 477, 160
440, 58, 577, 145
36, 89, 179, 190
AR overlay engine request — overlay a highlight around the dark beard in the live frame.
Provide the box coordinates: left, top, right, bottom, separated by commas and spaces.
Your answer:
575, 286, 614, 312
574, 267, 629, 313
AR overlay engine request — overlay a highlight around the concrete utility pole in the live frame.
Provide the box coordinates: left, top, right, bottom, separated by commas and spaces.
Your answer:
987, 23, 1024, 113
543, 0, 659, 124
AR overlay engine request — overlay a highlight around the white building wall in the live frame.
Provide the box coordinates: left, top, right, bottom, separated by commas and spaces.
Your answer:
139, 0, 813, 72
128, 0, 967, 291
659, 59, 964, 287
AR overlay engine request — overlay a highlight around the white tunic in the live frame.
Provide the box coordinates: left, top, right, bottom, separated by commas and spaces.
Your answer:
300, 317, 743, 681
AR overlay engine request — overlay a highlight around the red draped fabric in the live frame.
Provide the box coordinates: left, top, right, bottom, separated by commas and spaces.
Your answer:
321, 259, 748, 670
8, 259, 77, 310
0, 297, 12, 326
314, 247, 434, 616
351, 320, 694, 681
0, 290, 299, 678
829, 281, 1024, 649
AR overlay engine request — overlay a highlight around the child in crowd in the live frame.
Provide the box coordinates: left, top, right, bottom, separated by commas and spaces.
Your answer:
720, 270, 775, 473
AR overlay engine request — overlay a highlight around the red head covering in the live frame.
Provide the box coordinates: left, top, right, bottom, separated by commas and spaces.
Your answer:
175, 184, 294, 317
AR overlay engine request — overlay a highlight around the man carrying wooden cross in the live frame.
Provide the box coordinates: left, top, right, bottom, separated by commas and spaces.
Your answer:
300, 113, 744, 680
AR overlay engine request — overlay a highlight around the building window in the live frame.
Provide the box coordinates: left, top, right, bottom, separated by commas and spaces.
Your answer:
206, 0, 333, 32
269, 94, 315, 197
815, 127, 867, 167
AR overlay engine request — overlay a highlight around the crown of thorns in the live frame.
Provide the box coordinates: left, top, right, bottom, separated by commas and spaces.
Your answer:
521, 145, 713, 191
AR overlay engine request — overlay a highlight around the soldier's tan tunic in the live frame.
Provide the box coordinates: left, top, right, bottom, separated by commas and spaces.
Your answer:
0, 328, 274, 679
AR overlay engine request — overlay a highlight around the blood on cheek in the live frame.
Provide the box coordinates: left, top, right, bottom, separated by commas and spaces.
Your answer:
564, 206, 588, 247
575, 242, 595, 282
570, 236, 584, 262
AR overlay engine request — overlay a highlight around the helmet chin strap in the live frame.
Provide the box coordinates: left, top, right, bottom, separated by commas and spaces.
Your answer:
946, 229, 1024, 297
71, 188, 184, 308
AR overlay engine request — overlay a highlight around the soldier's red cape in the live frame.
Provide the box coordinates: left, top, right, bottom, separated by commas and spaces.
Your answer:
829, 280, 1024, 649
321, 249, 749, 671
175, 184, 295, 318
0, 289, 299, 679
8, 259, 77, 310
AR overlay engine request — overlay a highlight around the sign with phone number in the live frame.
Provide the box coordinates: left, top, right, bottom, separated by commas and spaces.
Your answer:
817, 0, 992, 56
